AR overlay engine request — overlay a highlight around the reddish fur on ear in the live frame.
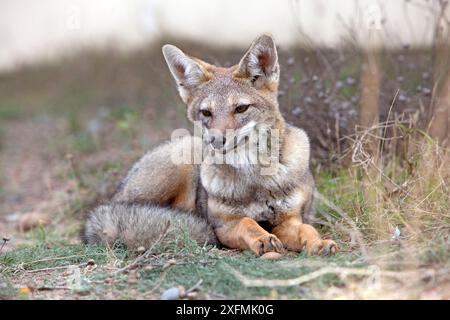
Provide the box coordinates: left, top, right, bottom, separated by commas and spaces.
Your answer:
258, 53, 270, 74
234, 34, 279, 92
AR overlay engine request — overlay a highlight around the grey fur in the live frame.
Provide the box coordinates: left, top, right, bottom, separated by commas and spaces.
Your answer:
84, 204, 218, 250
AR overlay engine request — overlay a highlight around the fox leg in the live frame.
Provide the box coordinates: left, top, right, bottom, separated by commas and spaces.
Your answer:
272, 214, 338, 255
212, 215, 284, 256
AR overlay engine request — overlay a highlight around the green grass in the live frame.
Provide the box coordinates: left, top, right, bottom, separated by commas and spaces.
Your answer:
0, 209, 360, 299
0, 244, 112, 276
0, 235, 362, 299
1, 160, 449, 299
0, 104, 25, 120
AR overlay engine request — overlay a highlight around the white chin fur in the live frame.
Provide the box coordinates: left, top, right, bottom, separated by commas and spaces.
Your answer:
224, 121, 257, 151
203, 121, 261, 168
204, 121, 257, 152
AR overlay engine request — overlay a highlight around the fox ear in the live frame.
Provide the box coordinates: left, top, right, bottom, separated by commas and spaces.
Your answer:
235, 34, 279, 91
162, 45, 210, 103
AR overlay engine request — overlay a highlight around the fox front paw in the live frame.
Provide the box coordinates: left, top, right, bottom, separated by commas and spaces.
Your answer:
251, 234, 284, 256
302, 238, 338, 256
298, 224, 338, 256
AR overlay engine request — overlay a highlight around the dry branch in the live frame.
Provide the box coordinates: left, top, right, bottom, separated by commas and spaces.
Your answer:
227, 265, 440, 288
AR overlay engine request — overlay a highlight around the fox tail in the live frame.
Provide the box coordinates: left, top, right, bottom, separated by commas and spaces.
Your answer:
84, 204, 218, 251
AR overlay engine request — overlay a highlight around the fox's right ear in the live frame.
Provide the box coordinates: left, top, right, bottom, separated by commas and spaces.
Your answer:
162, 45, 211, 103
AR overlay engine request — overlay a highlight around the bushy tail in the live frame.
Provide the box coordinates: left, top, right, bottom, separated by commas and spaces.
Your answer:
84, 204, 218, 251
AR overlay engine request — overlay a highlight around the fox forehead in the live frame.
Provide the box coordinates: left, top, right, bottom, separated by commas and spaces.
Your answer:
199, 93, 253, 111
193, 73, 259, 109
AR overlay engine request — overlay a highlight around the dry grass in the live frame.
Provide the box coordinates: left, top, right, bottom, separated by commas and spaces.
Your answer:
313, 116, 450, 298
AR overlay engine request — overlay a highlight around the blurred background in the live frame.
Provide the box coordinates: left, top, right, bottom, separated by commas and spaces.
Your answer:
0, 0, 449, 247
0, 0, 445, 70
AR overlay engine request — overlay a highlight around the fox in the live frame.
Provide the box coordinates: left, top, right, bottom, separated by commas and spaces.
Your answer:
84, 34, 338, 256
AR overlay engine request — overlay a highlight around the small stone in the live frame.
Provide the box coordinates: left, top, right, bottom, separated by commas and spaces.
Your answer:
260, 252, 283, 260
422, 87, 431, 95
143, 265, 154, 272
291, 107, 302, 116
63, 269, 74, 276
136, 246, 146, 254
160, 286, 185, 300
185, 292, 198, 299
162, 259, 177, 270
346, 77, 356, 85
304, 96, 313, 104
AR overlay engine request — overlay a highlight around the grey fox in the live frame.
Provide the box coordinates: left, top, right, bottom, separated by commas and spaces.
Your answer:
84, 34, 337, 256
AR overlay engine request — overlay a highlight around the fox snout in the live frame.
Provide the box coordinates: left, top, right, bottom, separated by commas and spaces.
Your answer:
206, 116, 237, 150
207, 128, 233, 150
209, 135, 227, 149
206, 121, 257, 151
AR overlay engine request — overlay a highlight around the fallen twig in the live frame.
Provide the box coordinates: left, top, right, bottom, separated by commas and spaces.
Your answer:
35, 286, 70, 291
22, 254, 104, 266
186, 279, 203, 294
25, 263, 87, 274
0, 237, 10, 253
226, 264, 439, 288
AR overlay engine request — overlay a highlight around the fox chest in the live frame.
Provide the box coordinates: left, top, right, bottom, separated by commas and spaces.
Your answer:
229, 191, 303, 222
200, 166, 303, 221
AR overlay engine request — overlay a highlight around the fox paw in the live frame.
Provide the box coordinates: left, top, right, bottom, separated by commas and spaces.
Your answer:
296, 224, 338, 256
252, 234, 284, 256
302, 239, 338, 256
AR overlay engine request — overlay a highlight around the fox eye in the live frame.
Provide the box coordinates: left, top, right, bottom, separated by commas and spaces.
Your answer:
200, 109, 212, 117
235, 104, 251, 114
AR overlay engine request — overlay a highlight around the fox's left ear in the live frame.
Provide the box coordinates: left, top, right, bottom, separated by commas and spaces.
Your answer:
235, 34, 279, 91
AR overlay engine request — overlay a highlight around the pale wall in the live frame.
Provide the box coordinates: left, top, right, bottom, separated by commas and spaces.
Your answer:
0, 0, 447, 72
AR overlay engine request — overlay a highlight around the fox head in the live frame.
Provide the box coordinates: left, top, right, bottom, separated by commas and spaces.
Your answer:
162, 34, 284, 152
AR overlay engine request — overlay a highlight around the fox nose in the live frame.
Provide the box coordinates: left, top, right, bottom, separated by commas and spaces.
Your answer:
210, 136, 226, 149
